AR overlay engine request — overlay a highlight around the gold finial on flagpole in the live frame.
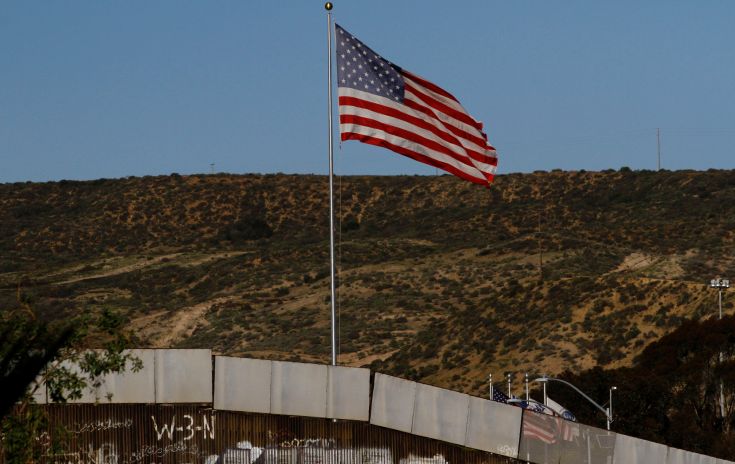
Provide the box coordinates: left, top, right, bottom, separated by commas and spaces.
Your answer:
325, 2, 333, 10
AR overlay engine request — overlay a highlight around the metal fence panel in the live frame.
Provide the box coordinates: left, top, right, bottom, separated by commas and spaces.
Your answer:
612, 433, 668, 464
464, 397, 521, 458
410, 383, 469, 446
518, 409, 563, 464
668, 447, 719, 464
214, 356, 272, 413
56, 359, 99, 403
155, 349, 212, 403
370, 373, 417, 433
558, 423, 615, 464
270, 360, 328, 418
327, 365, 370, 421
102, 349, 155, 403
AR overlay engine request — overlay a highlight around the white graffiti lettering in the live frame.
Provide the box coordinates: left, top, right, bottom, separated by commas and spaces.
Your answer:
124, 441, 199, 464
202, 414, 215, 440
71, 419, 134, 434
151, 414, 216, 441
151, 416, 175, 441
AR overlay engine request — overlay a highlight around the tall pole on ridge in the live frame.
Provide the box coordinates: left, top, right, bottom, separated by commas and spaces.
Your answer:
325, 1, 337, 366
656, 128, 661, 171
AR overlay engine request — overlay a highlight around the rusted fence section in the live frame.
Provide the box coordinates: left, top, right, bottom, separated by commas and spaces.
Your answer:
33, 404, 522, 464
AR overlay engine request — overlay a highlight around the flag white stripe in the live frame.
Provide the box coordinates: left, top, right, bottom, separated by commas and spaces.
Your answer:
340, 124, 487, 182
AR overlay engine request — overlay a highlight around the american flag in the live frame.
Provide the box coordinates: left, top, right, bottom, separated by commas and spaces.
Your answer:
522, 411, 580, 445
522, 410, 558, 445
492, 389, 510, 403
335, 24, 498, 186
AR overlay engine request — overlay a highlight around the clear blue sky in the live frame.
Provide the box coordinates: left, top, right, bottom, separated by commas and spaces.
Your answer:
2, 1, 734, 183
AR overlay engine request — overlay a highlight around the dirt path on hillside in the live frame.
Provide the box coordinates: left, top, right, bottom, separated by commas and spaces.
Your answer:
51, 254, 183, 284
133, 296, 235, 347
50, 251, 249, 285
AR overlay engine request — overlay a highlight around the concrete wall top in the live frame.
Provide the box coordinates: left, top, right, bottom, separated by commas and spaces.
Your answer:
411, 382, 470, 446
270, 360, 328, 418
370, 373, 417, 433
613, 433, 668, 464
214, 356, 271, 413
326, 364, 370, 421
155, 349, 212, 403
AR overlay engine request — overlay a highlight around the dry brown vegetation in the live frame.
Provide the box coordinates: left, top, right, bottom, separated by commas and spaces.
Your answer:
2, 169, 735, 397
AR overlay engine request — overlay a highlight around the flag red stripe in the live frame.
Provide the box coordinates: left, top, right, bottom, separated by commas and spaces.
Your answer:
339, 96, 498, 165
341, 132, 489, 185
522, 412, 558, 444
404, 81, 484, 132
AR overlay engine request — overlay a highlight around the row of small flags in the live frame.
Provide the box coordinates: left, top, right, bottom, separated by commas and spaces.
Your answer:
491, 386, 578, 422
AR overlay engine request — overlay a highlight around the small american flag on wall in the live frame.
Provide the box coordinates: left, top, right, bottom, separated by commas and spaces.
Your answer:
335, 24, 498, 186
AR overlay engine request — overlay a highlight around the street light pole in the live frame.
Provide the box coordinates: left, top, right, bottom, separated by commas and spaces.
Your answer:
535, 376, 613, 430
710, 278, 730, 420
607, 386, 617, 430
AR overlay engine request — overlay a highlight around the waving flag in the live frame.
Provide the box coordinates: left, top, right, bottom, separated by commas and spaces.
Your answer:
335, 24, 498, 186
546, 396, 577, 422
522, 411, 558, 444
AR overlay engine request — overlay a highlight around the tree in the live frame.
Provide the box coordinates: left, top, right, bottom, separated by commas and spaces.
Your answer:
1, 295, 141, 464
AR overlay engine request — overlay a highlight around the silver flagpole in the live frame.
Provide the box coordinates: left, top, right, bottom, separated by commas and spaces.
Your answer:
325, 2, 337, 366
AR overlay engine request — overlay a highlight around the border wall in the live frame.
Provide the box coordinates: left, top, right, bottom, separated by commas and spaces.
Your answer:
26, 349, 734, 464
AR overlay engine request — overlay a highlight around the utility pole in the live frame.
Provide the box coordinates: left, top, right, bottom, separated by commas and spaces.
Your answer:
656, 128, 661, 171
537, 211, 543, 281
710, 278, 730, 421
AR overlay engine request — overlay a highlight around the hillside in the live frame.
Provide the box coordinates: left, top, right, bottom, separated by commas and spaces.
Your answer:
2, 169, 735, 397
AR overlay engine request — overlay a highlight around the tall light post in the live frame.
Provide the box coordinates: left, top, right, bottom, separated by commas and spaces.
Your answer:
535, 376, 613, 430
710, 278, 729, 320
710, 278, 729, 419
607, 386, 617, 430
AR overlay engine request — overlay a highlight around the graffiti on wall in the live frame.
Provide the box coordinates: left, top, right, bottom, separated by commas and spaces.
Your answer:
35, 405, 514, 464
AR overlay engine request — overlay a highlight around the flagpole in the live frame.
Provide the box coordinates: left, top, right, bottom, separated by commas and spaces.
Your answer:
325, 1, 337, 366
